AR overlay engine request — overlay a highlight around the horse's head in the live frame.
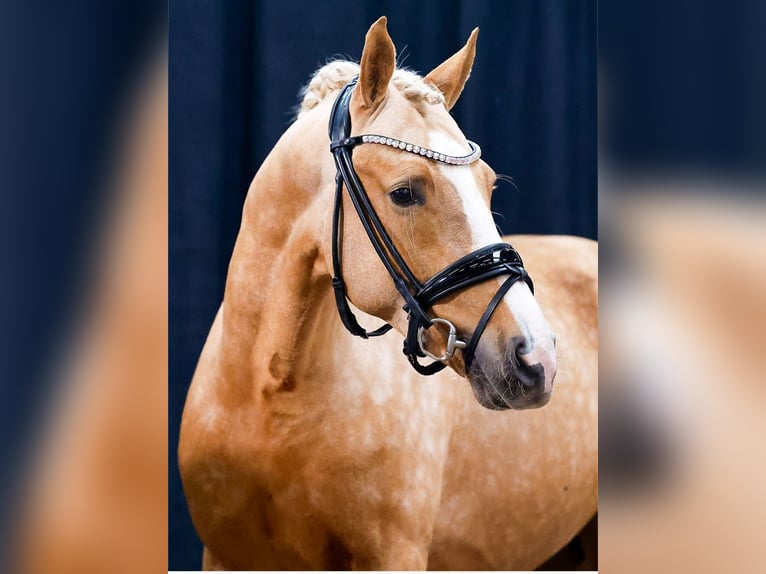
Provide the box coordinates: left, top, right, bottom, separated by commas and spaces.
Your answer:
314, 18, 556, 410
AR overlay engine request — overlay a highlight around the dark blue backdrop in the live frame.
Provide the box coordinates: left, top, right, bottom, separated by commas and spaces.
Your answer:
169, 0, 596, 568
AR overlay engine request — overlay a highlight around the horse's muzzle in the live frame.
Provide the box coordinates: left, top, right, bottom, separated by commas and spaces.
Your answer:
467, 335, 556, 410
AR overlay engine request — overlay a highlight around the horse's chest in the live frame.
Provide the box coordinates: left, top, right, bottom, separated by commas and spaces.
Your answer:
265, 376, 454, 492
237, 375, 455, 560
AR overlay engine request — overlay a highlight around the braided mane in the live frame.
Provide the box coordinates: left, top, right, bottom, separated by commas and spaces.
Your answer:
297, 60, 445, 117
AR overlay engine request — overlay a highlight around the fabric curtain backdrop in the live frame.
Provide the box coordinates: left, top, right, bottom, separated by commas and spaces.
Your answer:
169, 0, 596, 568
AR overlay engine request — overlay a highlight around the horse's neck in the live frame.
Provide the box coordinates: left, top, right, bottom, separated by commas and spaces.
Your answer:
216, 113, 343, 401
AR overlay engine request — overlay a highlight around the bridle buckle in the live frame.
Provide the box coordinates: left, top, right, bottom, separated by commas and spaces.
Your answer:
417, 318, 467, 362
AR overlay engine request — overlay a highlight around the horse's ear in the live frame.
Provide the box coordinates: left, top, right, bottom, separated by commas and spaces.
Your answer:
425, 28, 479, 110
354, 16, 396, 110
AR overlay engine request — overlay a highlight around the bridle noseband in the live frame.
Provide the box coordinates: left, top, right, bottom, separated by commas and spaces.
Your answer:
329, 77, 534, 376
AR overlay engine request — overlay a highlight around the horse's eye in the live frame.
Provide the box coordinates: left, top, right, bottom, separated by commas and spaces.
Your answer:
390, 187, 417, 206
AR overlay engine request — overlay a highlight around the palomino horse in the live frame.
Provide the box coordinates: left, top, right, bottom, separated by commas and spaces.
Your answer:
179, 17, 597, 570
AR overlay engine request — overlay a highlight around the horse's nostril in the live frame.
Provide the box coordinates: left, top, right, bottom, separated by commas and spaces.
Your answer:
517, 362, 545, 388
512, 336, 532, 363
511, 337, 543, 388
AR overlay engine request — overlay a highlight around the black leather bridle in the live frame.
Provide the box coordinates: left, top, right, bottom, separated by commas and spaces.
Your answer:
329, 77, 534, 376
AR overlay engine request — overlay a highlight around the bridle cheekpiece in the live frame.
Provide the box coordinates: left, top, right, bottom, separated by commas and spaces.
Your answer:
328, 77, 533, 376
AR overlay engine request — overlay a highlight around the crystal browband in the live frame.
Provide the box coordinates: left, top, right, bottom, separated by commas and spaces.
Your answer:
331, 134, 482, 166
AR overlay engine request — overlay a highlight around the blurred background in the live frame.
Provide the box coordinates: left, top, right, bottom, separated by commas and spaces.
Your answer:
0, 2, 166, 572
598, 2, 766, 573
0, 0, 763, 573
170, 1, 596, 569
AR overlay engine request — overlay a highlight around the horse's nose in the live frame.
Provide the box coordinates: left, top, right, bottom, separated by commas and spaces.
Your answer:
510, 335, 557, 395
513, 338, 543, 388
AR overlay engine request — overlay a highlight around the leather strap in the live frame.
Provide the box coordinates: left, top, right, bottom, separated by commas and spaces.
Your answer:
330, 171, 391, 339
462, 272, 527, 371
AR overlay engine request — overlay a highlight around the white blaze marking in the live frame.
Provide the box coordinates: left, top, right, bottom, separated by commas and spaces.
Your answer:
428, 131, 499, 250
428, 130, 557, 391
504, 281, 558, 393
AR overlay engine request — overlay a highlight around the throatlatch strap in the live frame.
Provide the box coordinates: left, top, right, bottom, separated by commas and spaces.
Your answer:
331, 173, 391, 339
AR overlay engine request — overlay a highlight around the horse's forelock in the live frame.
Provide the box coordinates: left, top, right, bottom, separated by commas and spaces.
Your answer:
297, 60, 445, 118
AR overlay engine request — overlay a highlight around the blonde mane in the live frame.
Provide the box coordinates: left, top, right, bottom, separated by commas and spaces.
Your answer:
298, 60, 445, 117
